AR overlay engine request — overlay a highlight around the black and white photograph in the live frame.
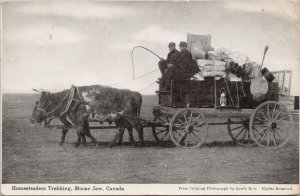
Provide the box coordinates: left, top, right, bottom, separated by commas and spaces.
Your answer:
1, 1, 299, 195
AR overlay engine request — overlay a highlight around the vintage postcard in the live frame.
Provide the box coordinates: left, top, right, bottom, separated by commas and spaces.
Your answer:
1, 1, 299, 195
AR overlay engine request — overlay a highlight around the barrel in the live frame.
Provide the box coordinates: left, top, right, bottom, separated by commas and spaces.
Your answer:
261, 67, 275, 82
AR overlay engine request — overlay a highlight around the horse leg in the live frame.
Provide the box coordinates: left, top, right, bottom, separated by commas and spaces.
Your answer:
60, 128, 68, 146
136, 125, 144, 147
74, 129, 82, 148
81, 132, 87, 147
86, 129, 98, 146
117, 128, 125, 145
127, 127, 136, 145
108, 127, 125, 148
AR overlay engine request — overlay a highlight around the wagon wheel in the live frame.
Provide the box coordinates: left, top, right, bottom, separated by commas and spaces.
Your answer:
169, 108, 208, 148
152, 116, 170, 144
249, 101, 294, 148
227, 117, 255, 146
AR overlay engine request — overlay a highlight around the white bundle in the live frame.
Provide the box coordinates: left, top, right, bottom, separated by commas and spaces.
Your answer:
203, 65, 226, 72
228, 52, 250, 66
201, 70, 226, 78
197, 59, 226, 71
251, 63, 261, 78
197, 59, 214, 67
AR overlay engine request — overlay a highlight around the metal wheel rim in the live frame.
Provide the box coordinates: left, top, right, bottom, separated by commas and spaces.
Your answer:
249, 101, 293, 149
169, 108, 208, 148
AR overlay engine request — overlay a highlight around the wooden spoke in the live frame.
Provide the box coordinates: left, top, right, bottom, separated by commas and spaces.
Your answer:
231, 125, 245, 131
188, 111, 193, 124
274, 108, 285, 121
255, 127, 269, 136
241, 128, 247, 141
260, 109, 268, 121
160, 131, 169, 142
266, 104, 271, 120
259, 128, 270, 142
173, 129, 183, 137
235, 127, 246, 139
177, 118, 186, 125
273, 127, 284, 139
272, 103, 277, 119
255, 116, 265, 123
156, 129, 167, 135
267, 130, 271, 147
179, 133, 187, 145
272, 130, 277, 146
276, 115, 288, 123
183, 113, 188, 124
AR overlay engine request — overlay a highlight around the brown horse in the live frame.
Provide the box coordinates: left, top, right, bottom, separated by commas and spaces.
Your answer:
30, 85, 143, 147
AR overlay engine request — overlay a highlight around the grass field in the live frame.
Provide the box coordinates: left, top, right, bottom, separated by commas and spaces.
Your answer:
2, 94, 299, 184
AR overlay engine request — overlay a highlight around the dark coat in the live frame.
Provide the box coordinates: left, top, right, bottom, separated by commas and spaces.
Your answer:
175, 49, 198, 74
166, 49, 181, 65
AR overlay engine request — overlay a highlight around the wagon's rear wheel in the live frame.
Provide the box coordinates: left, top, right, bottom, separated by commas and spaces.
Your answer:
169, 108, 208, 148
249, 101, 294, 148
152, 116, 170, 145
227, 117, 255, 146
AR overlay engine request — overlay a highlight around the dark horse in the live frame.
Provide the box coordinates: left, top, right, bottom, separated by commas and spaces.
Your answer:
30, 85, 143, 147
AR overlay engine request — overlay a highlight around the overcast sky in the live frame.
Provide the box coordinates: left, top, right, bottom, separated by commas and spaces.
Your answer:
2, 1, 300, 95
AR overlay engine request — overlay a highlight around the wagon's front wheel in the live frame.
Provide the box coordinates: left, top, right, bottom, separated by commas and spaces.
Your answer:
169, 108, 208, 148
227, 117, 255, 146
152, 116, 170, 145
249, 101, 294, 148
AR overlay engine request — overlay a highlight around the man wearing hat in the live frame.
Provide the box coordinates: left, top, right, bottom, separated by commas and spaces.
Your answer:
163, 41, 198, 89
158, 42, 180, 74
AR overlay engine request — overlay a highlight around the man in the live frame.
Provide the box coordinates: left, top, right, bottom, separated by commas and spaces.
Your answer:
175, 41, 199, 77
158, 42, 180, 74
163, 41, 199, 89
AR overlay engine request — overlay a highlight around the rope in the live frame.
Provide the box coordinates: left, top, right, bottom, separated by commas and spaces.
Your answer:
138, 80, 157, 92
131, 46, 162, 79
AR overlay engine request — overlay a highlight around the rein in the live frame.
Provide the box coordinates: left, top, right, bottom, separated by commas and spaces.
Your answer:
38, 86, 82, 125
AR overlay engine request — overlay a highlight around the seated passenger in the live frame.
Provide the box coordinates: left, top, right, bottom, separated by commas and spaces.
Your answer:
158, 42, 180, 90
158, 42, 180, 74
162, 41, 199, 90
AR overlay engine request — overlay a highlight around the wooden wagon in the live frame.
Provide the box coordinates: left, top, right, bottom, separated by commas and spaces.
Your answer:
150, 77, 295, 148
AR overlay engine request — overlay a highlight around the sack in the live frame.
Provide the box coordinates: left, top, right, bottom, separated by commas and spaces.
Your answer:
197, 59, 226, 71
251, 63, 261, 78
228, 73, 242, 81
250, 77, 269, 101
193, 73, 205, 81
197, 59, 214, 66
201, 70, 226, 78
203, 65, 226, 72
228, 52, 250, 66
190, 44, 207, 60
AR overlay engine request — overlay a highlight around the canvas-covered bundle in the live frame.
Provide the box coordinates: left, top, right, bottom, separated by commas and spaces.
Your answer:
196, 59, 226, 78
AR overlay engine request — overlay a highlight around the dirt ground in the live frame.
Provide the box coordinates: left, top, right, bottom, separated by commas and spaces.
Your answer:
2, 94, 299, 184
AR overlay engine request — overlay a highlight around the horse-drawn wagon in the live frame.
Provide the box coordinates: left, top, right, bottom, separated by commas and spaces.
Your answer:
30, 39, 295, 149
